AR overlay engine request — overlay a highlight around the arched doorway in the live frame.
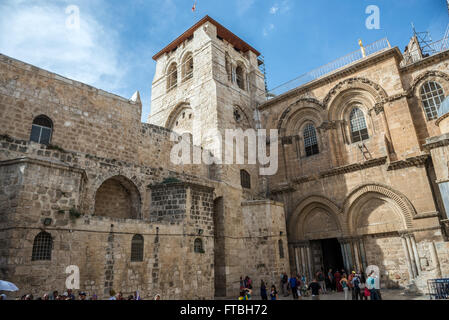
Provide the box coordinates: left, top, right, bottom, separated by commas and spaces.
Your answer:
289, 196, 344, 280
94, 176, 141, 219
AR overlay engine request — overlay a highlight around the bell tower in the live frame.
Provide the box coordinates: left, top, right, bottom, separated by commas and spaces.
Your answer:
149, 16, 266, 186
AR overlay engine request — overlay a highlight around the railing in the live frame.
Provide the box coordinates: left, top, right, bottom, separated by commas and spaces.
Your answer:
400, 36, 449, 67
265, 38, 391, 99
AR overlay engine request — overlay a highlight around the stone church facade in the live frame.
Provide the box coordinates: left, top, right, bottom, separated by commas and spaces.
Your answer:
0, 15, 449, 298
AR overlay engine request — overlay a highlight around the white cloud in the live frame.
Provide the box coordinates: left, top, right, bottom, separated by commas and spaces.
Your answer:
0, 0, 125, 93
269, 1, 291, 15
236, 0, 255, 15
263, 24, 275, 37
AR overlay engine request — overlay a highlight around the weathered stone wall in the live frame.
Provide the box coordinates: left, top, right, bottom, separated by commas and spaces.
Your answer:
259, 47, 449, 291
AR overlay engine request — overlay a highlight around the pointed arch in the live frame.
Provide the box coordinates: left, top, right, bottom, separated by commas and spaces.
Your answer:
288, 195, 343, 241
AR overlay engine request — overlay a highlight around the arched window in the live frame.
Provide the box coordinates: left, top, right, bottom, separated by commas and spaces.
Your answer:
350, 108, 369, 143
182, 53, 193, 81
304, 124, 319, 157
131, 234, 144, 262
240, 170, 251, 189
278, 240, 284, 259
236, 65, 245, 90
420, 81, 445, 120
30, 115, 53, 145
167, 63, 178, 92
32, 232, 53, 261
194, 238, 203, 253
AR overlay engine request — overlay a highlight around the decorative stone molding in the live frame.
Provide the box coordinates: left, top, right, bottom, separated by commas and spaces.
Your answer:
386, 154, 429, 171
408, 70, 449, 97
424, 133, 449, 151
320, 157, 387, 178
317, 121, 339, 131
343, 183, 416, 229
277, 97, 324, 131
323, 77, 388, 110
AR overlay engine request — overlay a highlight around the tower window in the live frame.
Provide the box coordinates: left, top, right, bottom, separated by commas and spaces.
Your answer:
167, 63, 178, 92
236, 65, 245, 90
350, 107, 369, 143
240, 170, 251, 189
278, 240, 284, 259
303, 124, 319, 157
131, 234, 144, 262
32, 232, 53, 261
194, 238, 204, 253
420, 81, 445, 121
30, 115, 53, 145
182, 53, 193, 82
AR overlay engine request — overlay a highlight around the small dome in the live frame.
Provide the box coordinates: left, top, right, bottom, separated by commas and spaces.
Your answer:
437, 96, 449, 118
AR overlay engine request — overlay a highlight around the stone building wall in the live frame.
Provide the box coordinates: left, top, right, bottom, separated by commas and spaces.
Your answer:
0, 41, 290, 299
259, 46, 449, 291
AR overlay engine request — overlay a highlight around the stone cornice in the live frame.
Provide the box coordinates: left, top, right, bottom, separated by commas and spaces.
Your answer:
148, 181, 214, 192
320, 157, 388, 178
0, 156, 87, 179
386, 154, 429, 171
423, 133, 449, 151
258, 47, 402, 110
399, 49, 449, 73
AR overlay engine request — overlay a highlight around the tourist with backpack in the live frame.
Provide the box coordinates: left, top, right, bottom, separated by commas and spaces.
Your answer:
340, 274, 350, 300
351, 272, 361, 300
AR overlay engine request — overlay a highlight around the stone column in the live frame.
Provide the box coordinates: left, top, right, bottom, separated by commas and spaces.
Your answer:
359, 239, 367, 272
353, 239, 361, 272
300, 246, 307, 278
400, 235, 414, 280
294, 247, 300, 275
410, 235, 421, 275
429, 241, 442, 278
345, 243, 353, 272
405, 235, 418, 278
306, 245, 313, 281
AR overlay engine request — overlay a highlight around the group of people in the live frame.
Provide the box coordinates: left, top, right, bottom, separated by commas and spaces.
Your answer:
1, 289, 150, 300
241, 269, 382, 301
320, 269, 382, 300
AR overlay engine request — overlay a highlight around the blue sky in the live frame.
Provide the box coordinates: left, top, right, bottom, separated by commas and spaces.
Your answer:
0, 0, 448, 123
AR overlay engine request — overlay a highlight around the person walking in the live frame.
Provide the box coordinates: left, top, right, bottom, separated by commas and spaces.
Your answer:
366, 271, 379, 300
327, 269, 334, 292
270, 285, 278, 300
351, 272, 361, 300
308, 277, 322, 300
317, 270, 326, 294
348, 271, 355, 299
282, 273, 289, 297
260, 280, 268, 300
289, 274, 298, 300
334, 270, 342, 292
340, 274, 350, 300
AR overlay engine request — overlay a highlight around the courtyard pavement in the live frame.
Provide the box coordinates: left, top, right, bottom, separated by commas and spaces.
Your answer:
274, 289, 429, 300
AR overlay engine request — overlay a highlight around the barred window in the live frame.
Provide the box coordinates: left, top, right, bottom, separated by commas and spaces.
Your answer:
182, 53, 193, 82
350, 108, 369, 143
303, 124, 319, 157
240, 170, 251, 189
167, 63, 178, 92
194, 238, 203, 253
420, 81, 445, 121
30, 115, 53, 145
278, 240, 284, 259
31, 232, 53, 261
131, 234, 144, 262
